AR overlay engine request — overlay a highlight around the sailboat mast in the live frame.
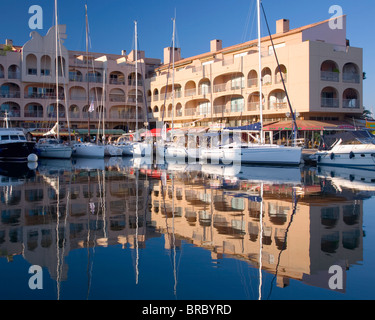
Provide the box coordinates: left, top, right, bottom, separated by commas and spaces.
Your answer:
257, 0, 264, 144
135, 21, 138, 138
55, 0, 60, 139
86, 4, 90, 140
171, 18, 176, 131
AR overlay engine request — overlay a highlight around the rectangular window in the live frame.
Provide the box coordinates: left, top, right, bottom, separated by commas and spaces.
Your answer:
28, 68, 37, 75
41, 69, 50, 76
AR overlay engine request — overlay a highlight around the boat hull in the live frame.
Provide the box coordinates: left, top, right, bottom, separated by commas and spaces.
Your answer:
0, 141, 36, 162
104, 145, 123, 157
34, 145, 72, 159
314, 144, 375, 168
201, 145, 302, 165
72, 143, 105, 158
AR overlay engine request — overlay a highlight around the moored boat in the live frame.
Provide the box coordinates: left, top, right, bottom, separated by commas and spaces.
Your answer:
0, 128, 36, 162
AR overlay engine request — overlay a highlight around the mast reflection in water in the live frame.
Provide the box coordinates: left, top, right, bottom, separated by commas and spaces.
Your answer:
0, 157, 372, 300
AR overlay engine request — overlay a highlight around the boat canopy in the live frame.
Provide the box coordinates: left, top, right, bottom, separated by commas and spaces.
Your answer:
322, 130, 375, 147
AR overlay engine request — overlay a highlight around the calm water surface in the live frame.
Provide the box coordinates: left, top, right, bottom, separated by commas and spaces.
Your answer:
1, 156, 374, 300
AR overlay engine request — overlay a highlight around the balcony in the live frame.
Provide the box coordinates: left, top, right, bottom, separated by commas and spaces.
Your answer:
24, 93, 65, 100
247, 78, 258, 88
109, 78, 125, 85
185, 108, 196, 116
321, 71, 339, 82
69, 112, 80, 119
247, 102, 260, 112
343, 99, 360, 109
8, 71, 21, 80
269, 102, 288, 111
343, 73, 360, 84
25, 111, 44, 118
321, 98, 339, 108
213, 105, 231, 115
109, 94, 126, 102
69, 75, 83, 82
1, 91, 20, 99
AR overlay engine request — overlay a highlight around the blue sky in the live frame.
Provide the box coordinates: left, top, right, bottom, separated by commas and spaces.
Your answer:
0, 0, 374, 110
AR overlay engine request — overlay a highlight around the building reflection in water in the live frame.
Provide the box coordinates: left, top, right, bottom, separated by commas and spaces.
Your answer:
0, 158, 370, 297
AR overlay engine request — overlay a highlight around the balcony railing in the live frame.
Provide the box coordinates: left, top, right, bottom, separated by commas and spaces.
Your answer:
109, 94, 125, 102
70, 95, 87, 101
24, 93, 65, 100
69, 75, 83, 82
269, 102, 288, 110
25, 111, 44, 118
321, 97, 339, 108
8, 71, 21, 79
109, 111, 144, 120
213, 105, 231, 115
343, 99, 360, 109
185, 89, 196, 97
109, 78, 125, 85
247, 102, 260, 112
343, 73, 360, 84
185, 108, 196, 116
1, 91, 20, 98
0, 111, 20, 118
321, 71, 339, 82
69, 112, 80, 119
275, 73, 287, 84
213, 83, 226, 93
247, 78, 258, 88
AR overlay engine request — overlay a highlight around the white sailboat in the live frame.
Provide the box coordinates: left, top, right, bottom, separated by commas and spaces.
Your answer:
34, 0, 72, 159
113, 133, 136, 156
95, 55, 123, 157
72, 4, 105, 159
200, 0, 302, 165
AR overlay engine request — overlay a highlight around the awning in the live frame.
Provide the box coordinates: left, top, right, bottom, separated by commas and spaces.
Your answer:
75, 129, 126, 135
263, 119, 357, 131
141, 127, 172, 137
224, 122, 261, 131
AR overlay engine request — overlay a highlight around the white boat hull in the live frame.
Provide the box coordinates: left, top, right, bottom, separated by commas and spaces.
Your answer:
35, 145, 72, 159
201, 144, 302, 165
314, 144, 375, 168
72, 143, 105, 158
104, 145, 123, 157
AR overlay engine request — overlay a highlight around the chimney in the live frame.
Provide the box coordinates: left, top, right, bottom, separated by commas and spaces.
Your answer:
276, 19, 290, 34
5, 39, 13, 47
163, 47, 181, 65
210, 39, 222, 52
121, 50, 126, 56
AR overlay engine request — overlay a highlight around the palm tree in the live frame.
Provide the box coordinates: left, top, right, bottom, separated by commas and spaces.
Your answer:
361, 107, 373, 120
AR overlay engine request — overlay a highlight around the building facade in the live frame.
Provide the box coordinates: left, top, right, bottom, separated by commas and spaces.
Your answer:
149, 16, 363, 132
0, 25, 161, 134
1, 16, 363, 139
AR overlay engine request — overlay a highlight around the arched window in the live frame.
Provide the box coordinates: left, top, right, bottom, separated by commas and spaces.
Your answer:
321, 60, 339, 82
26, 54, 37, 75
